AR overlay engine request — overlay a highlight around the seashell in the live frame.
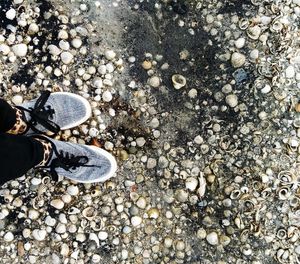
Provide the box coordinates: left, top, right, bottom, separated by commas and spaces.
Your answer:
276, 228, 287, 240
90, 218, 104, 231
231, 53, 245, 68
68, 207, 80, 215
290, 197, 300, 208
82, 207, 97, 221
21, 58, 27, 65
185, 177, 198, 191
89, 233, 100, 247
32, 229, 47, 241
277, 170, 294, 185
247, 25, 261, 40
197, 173, 206, 198
238, 18, 249, 30
230, 189, 241, 199
67, 185, 79, 196
172, 74, 186, 89
105, 181, 116, 190
81, 219, 89, 229
41, 176, 51, 185
277, 187, 291, 200
98, 231, 108, 241
147, 208, 159, 219
28, 209, 40, 220
50, 199, 64, 210
276, 248, 289, 263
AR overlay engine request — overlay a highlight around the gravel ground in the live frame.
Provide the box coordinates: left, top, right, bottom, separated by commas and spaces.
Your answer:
1, 0, 300, 263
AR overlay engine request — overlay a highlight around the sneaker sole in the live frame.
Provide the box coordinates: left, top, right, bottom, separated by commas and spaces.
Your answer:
66, 146, 118, 183
50, 92, 92, 130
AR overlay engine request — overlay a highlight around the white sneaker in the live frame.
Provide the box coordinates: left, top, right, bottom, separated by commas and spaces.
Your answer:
17, 91, 91, 135
34, 135, 117, 183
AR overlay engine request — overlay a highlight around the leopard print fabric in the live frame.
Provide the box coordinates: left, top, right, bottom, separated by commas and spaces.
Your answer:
7, 108, 27, 134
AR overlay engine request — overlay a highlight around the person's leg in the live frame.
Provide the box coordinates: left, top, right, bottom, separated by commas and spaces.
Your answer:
0, 133, 44, 185
0, 98, 17, 133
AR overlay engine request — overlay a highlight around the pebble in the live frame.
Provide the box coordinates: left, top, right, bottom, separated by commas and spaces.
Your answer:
231, 52, 246, 68
234, 38, 245, 49
60, 51, 74, 64
286, 65, 295, 78
12, 44, 28, 57
105, 50, 116, 60
4, 232, 14, 242
127, 217, 142, 230
11, 94, 23, 105
148, 76, 160, 87
102, 91, 113, 102
98, 231, 108, 240
6, 9, 16, 20
136, 197, 147, 209
50, 199, 65, 210
206, 232, 219, 245
194, 135, 203, 144
185, 177, 198, 191
32, 229, 47, 241
225, 94, 238, 108
0, 44, 10, 55
146, 158, 157, 169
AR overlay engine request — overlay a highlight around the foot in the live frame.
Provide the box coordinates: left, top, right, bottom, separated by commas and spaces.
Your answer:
12, 91, 91, 136
34, 135, 117, 183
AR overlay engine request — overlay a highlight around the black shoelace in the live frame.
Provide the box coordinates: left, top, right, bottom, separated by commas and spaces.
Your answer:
34, 135, 97, 181
17, 91, 60, 136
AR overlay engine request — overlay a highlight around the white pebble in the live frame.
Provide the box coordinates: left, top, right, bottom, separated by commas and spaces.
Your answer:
148, 76, 160, 88
206, 232, 219, 245
194, 135, 203, 144
72, 38, 82, 49
11, 94, 23, 105
131, 216, 142, 227
89, 127, 99, 137
185, 177, 198, 191
231, 52, 245, 68
67, 185, 79, 196
50, 199, 64, 210
4, 232, 14, 242
104, 50, 116, 60
6, 9, 16, 20
225, 94, 238, 108
60, 51, 74, 64
286, 65, 295, 78
234, 38, 245, 49
32, 229, 47, 241
12, 44, 28, 57
102, 91, 113, 102
0, 44, 10, 55
98, 231, 108, 240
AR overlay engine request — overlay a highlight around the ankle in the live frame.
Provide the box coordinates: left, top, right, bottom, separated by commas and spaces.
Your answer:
35, 138, 53, 166
7, 108, 27, 134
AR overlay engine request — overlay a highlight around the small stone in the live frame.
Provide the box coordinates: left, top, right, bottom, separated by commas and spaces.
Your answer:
150, 118, 160, 128
185, 177, 198, 191
72, 38, 82, 49
206, 232, 219, 245
28, 23, 39, 35
234, 38, 245, 49
50, 199, 64, 210
98, 231, 108, 240
194, 135, 203, 144
136, 137, 146, 147
197, 228, 207, 239
158, 156, 169, 168
225, 94, 238, 108
12, 95, 23, 105
136, 197, 147, 209
6, 8, 16, 20
231, 52, 246, 68
142, 60, 152, 70
148, 76, 160, 87
147, 158, 157, 169
60, 51, 74, 64
131, 216, 142, 227
32, 229, 47, 241
105, 50, 116, 60
4, 231, 14, 242
0, 44, 10, 55
12, 44, 28, 57
286, 65, 295, 78
102, 91, 113, 102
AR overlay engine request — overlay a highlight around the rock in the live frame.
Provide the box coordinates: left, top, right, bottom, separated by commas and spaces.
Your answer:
4, 232, 14, 242
286, 65, 295, 78
12, 95, 23, 105
131, 216, 142, 227
206, 231, 219, 245
148, 76, 160, 87
32, 229, 47, 241
234, 38, 245, 49
6, 9, 16, 20
0, 44, 10, 55
60, 51, 74, 64
102, 91, 113, 102
147, 158, 157, 169
225, 94, 238, 108
12, 44, 28, 57
231, 52, 246, 68
105, 50, 116, 60
136, 137, 146, 147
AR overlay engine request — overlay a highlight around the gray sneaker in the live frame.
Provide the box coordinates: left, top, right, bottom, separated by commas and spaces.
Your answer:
34, 135, 117, 183
17, 91, 91, 136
